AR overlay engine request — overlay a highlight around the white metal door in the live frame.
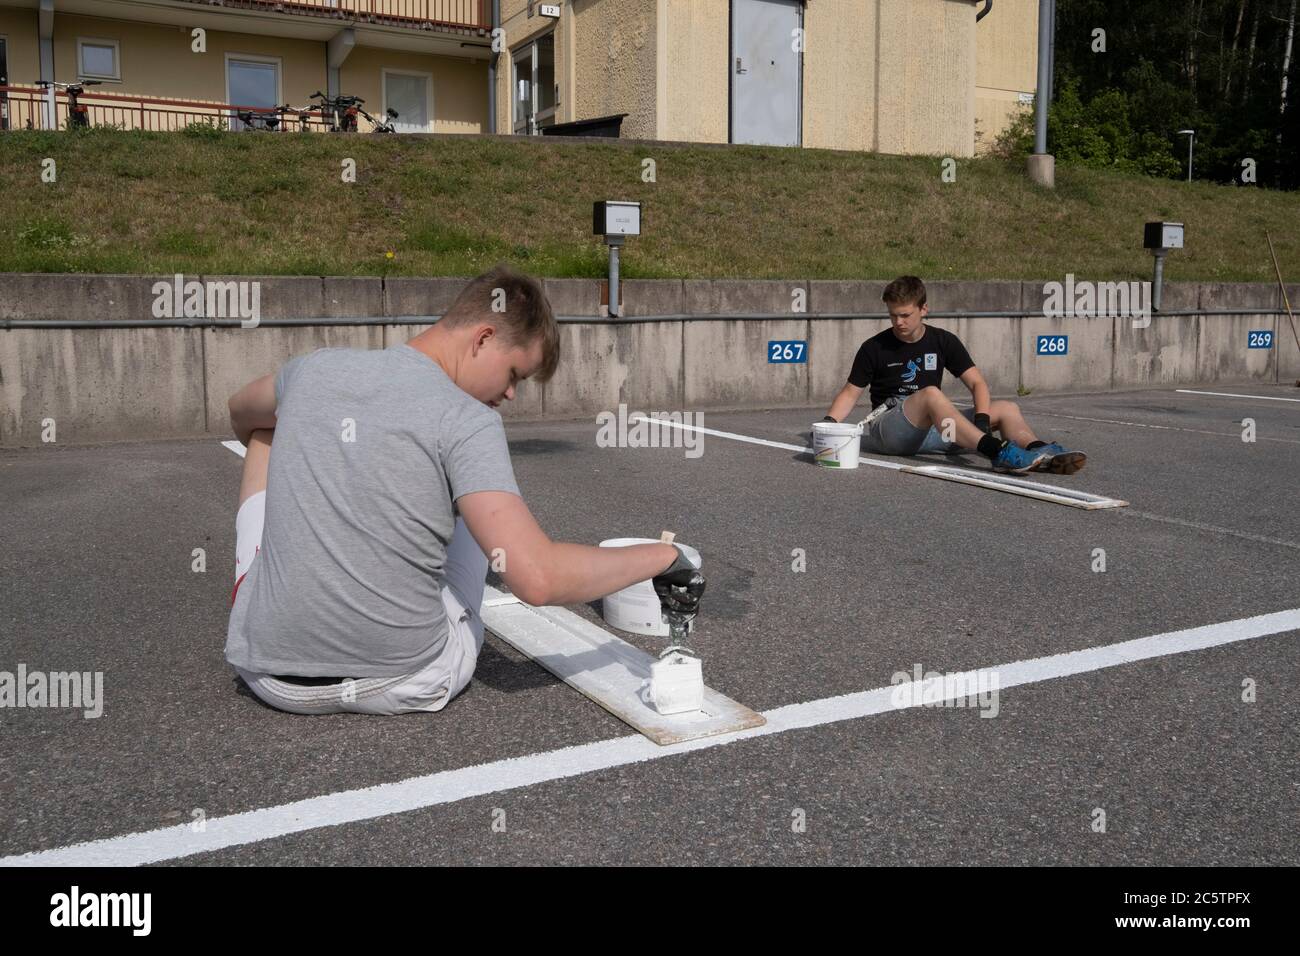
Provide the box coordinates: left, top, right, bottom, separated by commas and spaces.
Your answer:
731, 0, 802, 146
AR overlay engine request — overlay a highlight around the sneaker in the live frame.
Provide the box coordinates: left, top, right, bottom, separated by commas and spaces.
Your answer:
992, 441, 1049, 474
1029, 442, 1087, 475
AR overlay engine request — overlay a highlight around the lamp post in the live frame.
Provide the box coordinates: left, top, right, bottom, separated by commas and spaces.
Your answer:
1176, 129, 1195, 183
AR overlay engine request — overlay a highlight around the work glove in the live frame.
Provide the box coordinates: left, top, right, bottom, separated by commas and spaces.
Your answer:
821, 415, 838, 423
973, 412, 992, 435
652, 545, 706, 624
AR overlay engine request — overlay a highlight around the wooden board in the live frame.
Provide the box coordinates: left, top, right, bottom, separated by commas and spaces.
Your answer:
901, 464, 1129, 510
479, 587, 765, 746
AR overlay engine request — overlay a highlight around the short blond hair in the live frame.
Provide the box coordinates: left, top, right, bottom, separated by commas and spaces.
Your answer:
439, 263, 561, 382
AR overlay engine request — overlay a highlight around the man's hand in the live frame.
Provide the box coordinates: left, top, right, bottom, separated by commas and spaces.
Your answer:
973, 412, 992, 435
652, 545, 706, 623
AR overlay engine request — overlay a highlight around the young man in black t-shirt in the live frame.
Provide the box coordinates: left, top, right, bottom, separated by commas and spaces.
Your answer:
822, 276, 1086, 474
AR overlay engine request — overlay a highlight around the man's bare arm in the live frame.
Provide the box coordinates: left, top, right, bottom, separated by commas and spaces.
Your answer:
826, 382, 865, 422
457, 491, 677, 608
958, 367, 992, 417
228, 373, 278, 447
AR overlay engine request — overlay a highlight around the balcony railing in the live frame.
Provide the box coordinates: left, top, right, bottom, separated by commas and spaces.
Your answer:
0, 86, 378, 133
172, 0, 491, 32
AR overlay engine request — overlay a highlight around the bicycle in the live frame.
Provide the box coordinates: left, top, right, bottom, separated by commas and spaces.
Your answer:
34, 79, 101, 129
234, 104, 294, 132
309, 91, 398, 133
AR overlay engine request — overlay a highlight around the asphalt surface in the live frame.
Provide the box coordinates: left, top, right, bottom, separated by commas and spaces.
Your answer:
1, 385, 1297, 865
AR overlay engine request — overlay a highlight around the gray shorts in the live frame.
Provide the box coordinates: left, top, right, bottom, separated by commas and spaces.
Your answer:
861, 395, 977, 456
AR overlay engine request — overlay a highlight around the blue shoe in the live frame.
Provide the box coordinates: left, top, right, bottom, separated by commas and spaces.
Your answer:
992, 441, 1048, 474
1029, 442, 1087, 475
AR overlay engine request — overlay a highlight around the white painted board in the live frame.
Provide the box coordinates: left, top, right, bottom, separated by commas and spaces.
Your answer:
479, 587, 765, 746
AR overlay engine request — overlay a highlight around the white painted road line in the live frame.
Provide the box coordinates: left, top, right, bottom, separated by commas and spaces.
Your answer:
5, 607, 1297, 867
1176, 389, 1300, 404
222, 440, 246, 458
633, 416, 1126, 509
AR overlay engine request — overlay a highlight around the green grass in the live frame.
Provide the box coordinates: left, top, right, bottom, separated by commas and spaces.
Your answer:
0, 128, 1296, 281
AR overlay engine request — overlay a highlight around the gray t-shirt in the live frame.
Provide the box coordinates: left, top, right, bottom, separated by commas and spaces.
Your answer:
225, 343, 520, 678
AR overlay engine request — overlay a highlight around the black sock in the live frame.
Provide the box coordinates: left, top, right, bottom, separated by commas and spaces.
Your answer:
1027, 440, 1048, 450
978, 435, 1004, 459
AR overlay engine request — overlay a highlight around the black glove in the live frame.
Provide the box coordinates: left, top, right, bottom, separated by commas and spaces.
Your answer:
973, 413, 992, 435
652, 545, 706, 623
821, 415, 838, 423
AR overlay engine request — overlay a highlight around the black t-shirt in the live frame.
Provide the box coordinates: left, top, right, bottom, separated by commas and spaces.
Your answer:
848, 325, 975, 409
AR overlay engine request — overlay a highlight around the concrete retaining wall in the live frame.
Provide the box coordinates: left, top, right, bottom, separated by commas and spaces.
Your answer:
0, 274, 1292, 445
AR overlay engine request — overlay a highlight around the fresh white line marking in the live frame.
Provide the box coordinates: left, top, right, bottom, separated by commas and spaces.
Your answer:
5, 608, 1297, 867
222, 440, 246, 458
633, 416, 1125, 508
1176, 389, 1300, 403
625, 417, 907, 471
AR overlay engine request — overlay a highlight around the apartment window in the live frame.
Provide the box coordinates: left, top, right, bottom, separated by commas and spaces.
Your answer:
225, 55, 281, 131
383, 69, 432, 134
512, 31, 555, 134
78, 38, 120, 81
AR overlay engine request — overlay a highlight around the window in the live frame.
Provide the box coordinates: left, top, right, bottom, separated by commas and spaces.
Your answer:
512, 31, 555, 134
78, 38, 120, 81
225, 55, 280, 131
383, 70, 432, 134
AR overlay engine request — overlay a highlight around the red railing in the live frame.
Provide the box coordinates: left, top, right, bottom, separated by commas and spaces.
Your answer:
172, 0, 490, 32
0, 86, 414, 133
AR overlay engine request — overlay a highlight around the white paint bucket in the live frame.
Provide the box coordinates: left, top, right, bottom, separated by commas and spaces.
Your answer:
599, 537, 702, 636
812, 421, 862, 469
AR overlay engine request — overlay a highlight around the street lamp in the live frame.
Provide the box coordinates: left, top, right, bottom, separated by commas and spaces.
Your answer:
1176, 129, 1195, 183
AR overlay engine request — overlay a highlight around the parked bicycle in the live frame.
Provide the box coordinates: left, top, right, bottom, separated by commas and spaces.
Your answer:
309, 91, 398, 133
234, 105, 282, 131
34, 79, 101, 129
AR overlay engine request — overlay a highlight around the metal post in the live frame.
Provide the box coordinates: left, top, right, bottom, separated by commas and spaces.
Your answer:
1186, 136, 1194, 182
1034, 0, 1051, 155
1046, 0, 1055, 104
608, 239, 622, 318
1152, 250, 1167, 312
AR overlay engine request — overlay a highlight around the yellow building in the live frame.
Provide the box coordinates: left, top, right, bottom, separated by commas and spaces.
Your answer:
0, 0, 1036, 155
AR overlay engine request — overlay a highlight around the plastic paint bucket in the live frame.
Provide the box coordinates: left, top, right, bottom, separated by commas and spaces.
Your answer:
812, 421, 862, 469
599, 537, 702, 637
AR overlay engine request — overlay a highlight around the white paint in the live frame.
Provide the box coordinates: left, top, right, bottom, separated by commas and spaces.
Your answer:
6, 607, 1297, 867
480, 586, 762, 745
648, 652, 704, 715
222, 440, 246, 458
634, 416, 1124, 507
1175, 389, 1300, 404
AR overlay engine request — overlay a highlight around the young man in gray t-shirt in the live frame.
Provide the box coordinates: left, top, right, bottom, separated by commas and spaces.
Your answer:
224, 264, 702, 715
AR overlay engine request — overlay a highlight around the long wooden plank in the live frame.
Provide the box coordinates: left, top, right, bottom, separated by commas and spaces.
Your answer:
479, 587, 765, 746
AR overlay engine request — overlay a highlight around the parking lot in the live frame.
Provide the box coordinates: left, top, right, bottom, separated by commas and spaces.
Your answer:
1, 384, 1297, 865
